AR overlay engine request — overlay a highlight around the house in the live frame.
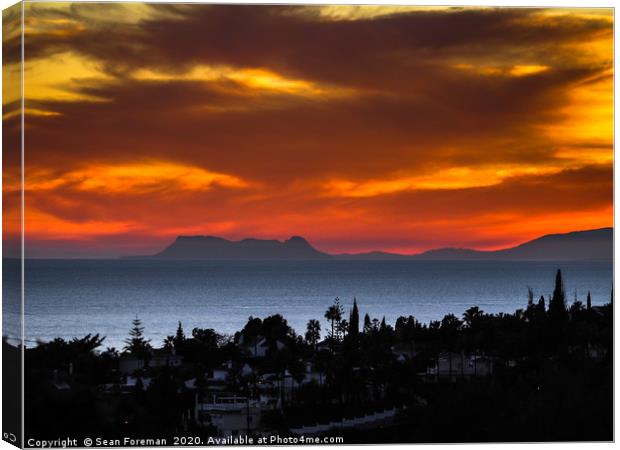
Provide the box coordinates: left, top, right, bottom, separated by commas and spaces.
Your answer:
316, 339, 331, 353
151, 350, 183, 368
195, 392, 262, 437
298, 361, 325, 386
466, 355, 494, 376
255, 362, 326, 404
51, 369, 71, 391
101, 376, 152, 394
119, 350, 183, 374
254, 377, 279, 408
53, 382, 71, 391
209, 362, 231, 382
424, 352, 494, 381
568, 344, 608, 361
241, 337, 285, 358
125, 376, 152, 391
184, 378, 197, 390
240, 363, 254, 377
391, 343, 417, 362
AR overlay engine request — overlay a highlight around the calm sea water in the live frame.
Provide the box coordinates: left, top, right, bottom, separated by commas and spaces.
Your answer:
3, 259, 613, 349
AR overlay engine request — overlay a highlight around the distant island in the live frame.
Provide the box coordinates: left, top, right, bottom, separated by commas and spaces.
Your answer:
123, 227, 612, 261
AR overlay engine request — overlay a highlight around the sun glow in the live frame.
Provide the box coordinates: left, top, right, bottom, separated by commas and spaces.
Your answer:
324, 165, 564, 198
6, 162, 249, 195
454, 63, 551, 77
133, 65, 352, 98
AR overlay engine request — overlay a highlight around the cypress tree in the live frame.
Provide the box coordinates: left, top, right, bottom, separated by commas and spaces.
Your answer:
549, 269, 567, 318
349, 298, 360, 336
548, 269, 568, 345
586, 291, 592, 311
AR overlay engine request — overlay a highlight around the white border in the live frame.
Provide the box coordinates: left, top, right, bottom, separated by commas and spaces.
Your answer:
0, 1, 616, 450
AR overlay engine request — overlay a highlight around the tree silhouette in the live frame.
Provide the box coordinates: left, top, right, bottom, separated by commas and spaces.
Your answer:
305, 319, 321, 351
337, 319, 349, 340
103, 347, 119, 358
395, 315, 416, 340
191, 328, 221, 349
123, 316, 151, 358
440, 313, 462, 353
463, 306, 483, 329
173, 321, 185, 351
586, 291, 592, 311
349, 298, 360, 337
324, 297, 344, 345
549, 270, 567, 322
548, 269, 568, 350
241, 316, 263, 356
570, 300, 584, 315
537, 295, 546, 314
262, 314, 292, 344
363, 313, 372, 334
549, 270, 567, 314
162, 335, 174, 350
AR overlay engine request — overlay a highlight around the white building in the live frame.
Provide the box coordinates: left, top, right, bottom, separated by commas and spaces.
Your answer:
195, 393, 261, 436
241, 337, 285, 358
425, 352, 494, 381
119, 352, 183, 374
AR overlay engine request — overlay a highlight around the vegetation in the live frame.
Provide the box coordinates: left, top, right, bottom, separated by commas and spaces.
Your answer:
123, 316, 151, 358
21, 269, 612, 443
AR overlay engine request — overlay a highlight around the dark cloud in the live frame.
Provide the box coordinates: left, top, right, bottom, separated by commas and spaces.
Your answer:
22, 6, 613, 85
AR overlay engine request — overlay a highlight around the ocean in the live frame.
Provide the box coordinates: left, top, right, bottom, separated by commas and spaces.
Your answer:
3, 259, 613, 349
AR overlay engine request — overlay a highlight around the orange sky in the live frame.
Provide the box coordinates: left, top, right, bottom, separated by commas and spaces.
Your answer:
2, 4, 614, 257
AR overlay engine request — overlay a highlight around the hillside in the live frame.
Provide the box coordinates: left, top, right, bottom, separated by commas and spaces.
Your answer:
130, 235, 330, 260
409, 228, 612, 261
126, 228, 612, 261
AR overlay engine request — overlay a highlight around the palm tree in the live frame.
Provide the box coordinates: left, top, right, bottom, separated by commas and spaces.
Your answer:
104, 347, 119, 358
324, 298, 343, 347
337, 319, 349, 340
162, 335, 175, 350
305, 319, 321, 351
463, 306, 483, 329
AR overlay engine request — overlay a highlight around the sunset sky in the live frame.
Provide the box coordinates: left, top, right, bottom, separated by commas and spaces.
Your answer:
2, 3, 614, 257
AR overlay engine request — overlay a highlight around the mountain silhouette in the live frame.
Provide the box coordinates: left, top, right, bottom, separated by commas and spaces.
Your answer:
125, 228, 612, 261
133, 235, 330, 260
408, 227, 612, 261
